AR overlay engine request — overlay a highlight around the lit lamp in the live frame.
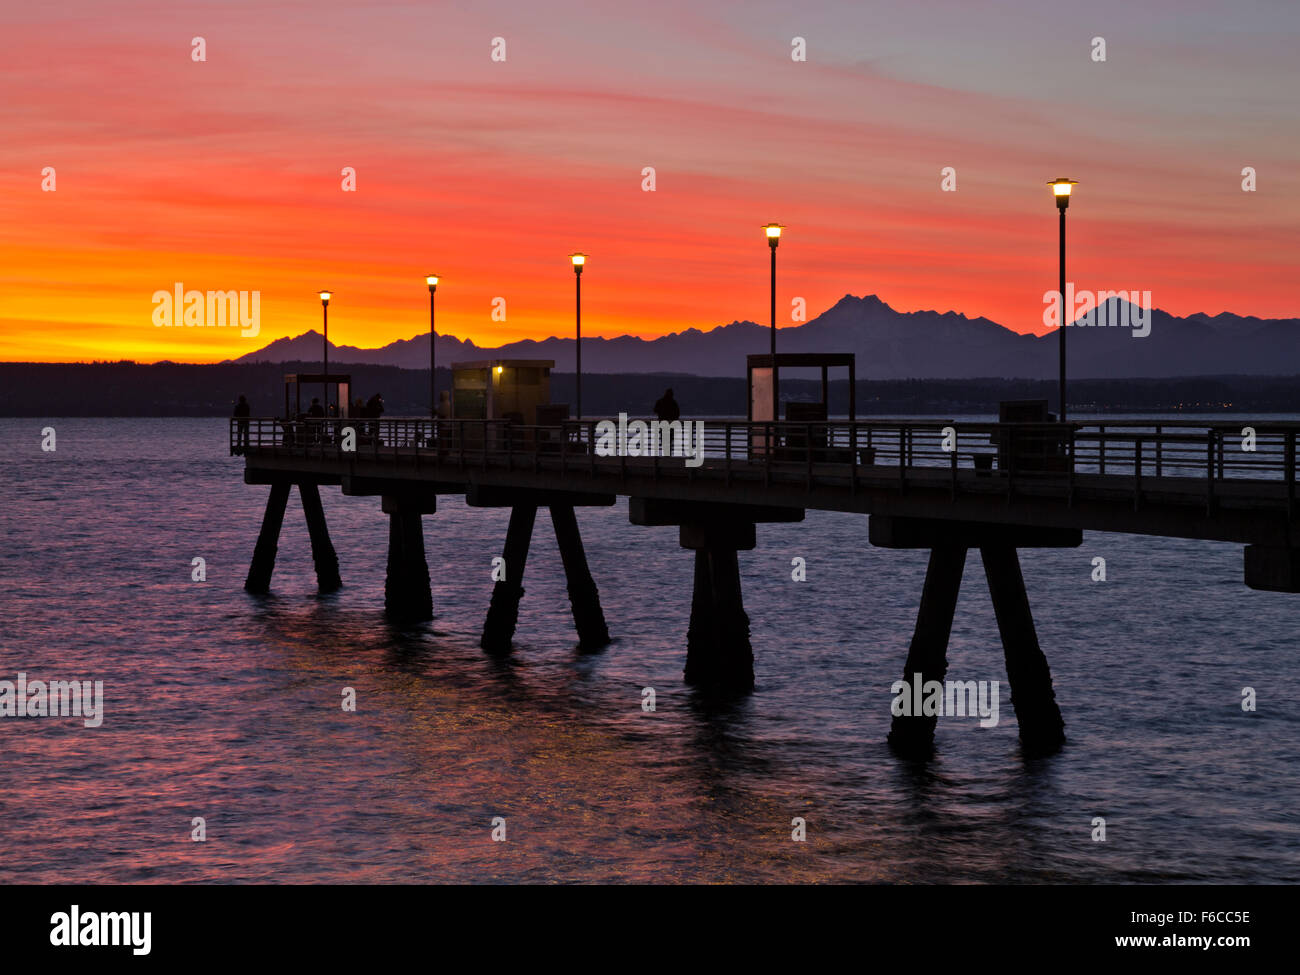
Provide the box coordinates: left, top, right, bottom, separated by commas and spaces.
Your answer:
762, 224, 784, 421
426, 275, 439, 420
1048, 179, 1077, 422
318, 290, 332, 414
570, 253, 586, 419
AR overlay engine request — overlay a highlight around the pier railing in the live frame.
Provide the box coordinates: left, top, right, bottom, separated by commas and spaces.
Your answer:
231, 415, 1299, 504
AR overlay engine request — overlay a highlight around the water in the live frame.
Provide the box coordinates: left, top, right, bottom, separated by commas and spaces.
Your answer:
1, 417, 1297, 883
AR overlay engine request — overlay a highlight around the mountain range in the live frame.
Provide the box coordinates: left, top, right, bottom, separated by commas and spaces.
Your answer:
231, 294, 1300, 379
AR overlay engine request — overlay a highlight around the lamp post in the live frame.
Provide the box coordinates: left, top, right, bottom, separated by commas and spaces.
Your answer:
1048, 179, 1077, 423
318, 290, 331, 413
763, 223, 783, 421
570, 253, 586, 419
426, 275, 439, 419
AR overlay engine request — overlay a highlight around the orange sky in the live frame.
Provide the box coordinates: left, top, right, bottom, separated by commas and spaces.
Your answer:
2, 1, 1297, 363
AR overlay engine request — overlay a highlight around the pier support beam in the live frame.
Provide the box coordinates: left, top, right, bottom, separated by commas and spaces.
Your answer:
1244, 545, 1300, 592
550, 504, 610, 650
468, 485, 614, 509
871, 516, 1073, 758
480, 505, 538, 653
686, 549, 713, 669
680, 524, 755, 693
244, 481, 291, 594
470, 489, 612, 651
887, 546, 968, 758
299, 482, 341, 593
384, 497, 433, 623
629, 498, 790, 693
980, 545, 1066, 757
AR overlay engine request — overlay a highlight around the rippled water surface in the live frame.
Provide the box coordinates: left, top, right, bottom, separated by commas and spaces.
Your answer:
1, 418, 1297, 883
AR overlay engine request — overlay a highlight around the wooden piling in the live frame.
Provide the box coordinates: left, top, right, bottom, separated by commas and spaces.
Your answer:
244, 481, 290, 594
979, 545, 1066, 756
686, 549, 712, 664
549, 504, 610, 649
384, 509, 433, 622
887, 546, 968, 758
480, 505, 537, 653
682, 543, 754, 692
299, 482, 341, 593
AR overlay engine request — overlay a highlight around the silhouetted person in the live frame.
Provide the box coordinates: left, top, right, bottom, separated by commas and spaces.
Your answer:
653, 388, 680, 421
437, 390, 451, 419
306, 398, 324, 447
233, 394, 250, 450
365, 393, 385, 442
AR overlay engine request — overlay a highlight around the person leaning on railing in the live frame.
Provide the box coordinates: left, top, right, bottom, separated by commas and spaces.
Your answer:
232, 394, 251, 451
364, 393, 385, 444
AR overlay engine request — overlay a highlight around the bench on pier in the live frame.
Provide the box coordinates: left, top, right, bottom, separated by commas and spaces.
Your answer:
991, 400, 1071, 475
776, 402, 856, 464
532, 404, 588, 455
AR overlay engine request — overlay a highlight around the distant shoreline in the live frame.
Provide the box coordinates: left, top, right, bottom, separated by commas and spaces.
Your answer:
1, 361, 1297, 417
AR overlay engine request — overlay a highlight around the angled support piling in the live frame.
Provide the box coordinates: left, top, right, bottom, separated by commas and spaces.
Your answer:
244, 481, 291, 594
980, 545, 1066, 757
480, 505, 538, 653
872, 517, 1074, 758
299, 482, 341, 593
550, 504, 610, 650
887, 546, 968, 759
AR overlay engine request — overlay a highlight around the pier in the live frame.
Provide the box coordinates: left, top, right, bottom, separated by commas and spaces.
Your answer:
230, 415, 1299, 758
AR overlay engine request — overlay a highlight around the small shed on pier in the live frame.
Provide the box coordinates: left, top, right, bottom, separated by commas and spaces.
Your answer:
451, 359, 555, 423
746, 353, 856, 458
746, 353, 856, 423
284, 372, 352, 419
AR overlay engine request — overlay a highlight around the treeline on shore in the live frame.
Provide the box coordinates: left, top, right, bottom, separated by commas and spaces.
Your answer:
0, 360, 1296, 416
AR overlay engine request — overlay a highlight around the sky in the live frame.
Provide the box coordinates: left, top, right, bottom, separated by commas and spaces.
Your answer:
1, 0, 1297, 362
